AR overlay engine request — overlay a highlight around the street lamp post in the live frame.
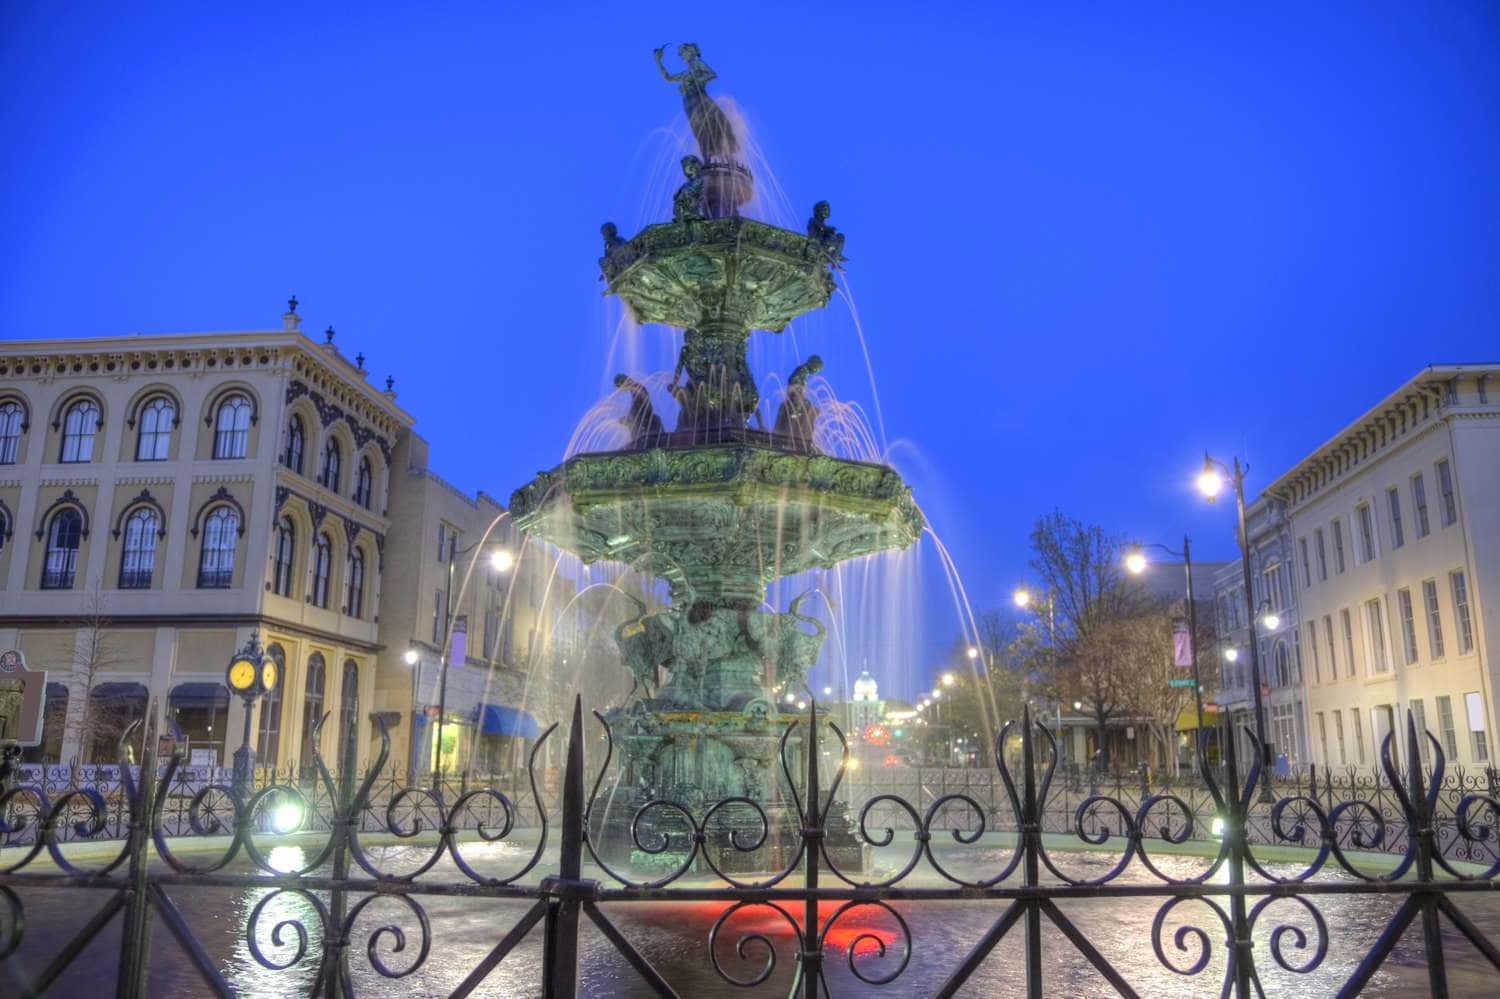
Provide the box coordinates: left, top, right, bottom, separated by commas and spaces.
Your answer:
432, 517, 515, 782
1125, 536, 1207, 774
1199, 453, 1274, 802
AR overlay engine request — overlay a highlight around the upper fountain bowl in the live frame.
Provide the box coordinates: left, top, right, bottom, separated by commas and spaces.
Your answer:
601, 217, 837, 333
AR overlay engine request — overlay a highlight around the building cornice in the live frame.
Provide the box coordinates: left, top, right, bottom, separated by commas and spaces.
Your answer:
1264, 364, 1500, 511
0, 612, 384, 654
0, 331, 413, 437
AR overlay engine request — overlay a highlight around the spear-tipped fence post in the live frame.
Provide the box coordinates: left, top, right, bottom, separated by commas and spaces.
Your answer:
543, 696, 588, 998
118, 704, 159, 999
1223, 726, 1254, 998
1408, 711, 1449, 994
800, 698, 823, 999
1022, 707, 1042, 999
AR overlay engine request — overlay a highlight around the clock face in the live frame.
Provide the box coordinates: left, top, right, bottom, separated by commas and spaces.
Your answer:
228, 658, 256, 691
260, 660, 278, 692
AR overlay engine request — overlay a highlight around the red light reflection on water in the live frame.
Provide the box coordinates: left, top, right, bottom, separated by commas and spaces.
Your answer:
625, 898, 893, 957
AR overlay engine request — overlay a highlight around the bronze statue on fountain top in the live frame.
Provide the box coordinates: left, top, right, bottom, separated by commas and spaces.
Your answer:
655, 43, 752, 216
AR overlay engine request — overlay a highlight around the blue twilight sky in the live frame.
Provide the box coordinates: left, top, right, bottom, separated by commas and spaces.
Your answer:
3, 3, 1498, 695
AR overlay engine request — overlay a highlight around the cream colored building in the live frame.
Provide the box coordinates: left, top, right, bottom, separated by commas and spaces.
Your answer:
1264, 364, 1499, 772
0, 312, 406, 770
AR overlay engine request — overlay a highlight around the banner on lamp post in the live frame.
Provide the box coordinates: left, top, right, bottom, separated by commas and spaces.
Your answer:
1172, 619, 1192, 668
450, 615, 467, 665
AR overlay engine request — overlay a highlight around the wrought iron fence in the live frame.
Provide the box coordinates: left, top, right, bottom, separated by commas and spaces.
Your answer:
1, 700, 1499, 996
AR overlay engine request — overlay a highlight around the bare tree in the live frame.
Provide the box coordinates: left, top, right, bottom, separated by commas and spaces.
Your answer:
65, 590, 132, 766
1028, 512, 1147, 767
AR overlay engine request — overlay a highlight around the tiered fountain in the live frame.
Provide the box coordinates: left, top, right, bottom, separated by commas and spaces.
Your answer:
509, 45, 922, 871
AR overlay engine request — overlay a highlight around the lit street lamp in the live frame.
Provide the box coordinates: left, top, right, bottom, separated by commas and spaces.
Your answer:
1199, 452, 1274, 802
1124, 538, 1208, 772
432, 515, 515, 781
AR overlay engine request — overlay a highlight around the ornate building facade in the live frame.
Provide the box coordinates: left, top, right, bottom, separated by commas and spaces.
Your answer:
0, 308, 558, 774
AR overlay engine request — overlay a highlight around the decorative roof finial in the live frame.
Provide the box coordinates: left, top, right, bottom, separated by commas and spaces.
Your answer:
385, 376, 395, 392
282, 295, 301, 332
287, 295, 298, 315
324, 325, 335, 345
355, 352, 365, 369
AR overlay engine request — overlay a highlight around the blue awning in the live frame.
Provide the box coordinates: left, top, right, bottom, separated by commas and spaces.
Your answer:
472, 703, 540, 739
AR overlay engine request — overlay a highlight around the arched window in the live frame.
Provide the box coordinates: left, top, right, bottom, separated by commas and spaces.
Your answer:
353, 456, 373, 508
1275, 643, 1291, 687
212, 394, 252, 459
119, 508, 159, 589
59, 398, 100, 463
42, 508, 83, 589
257, 644, 285, 767
338, 659, 360, 767
0, 400, 23, 464
197, 506, 239, 588
345, 549, 365, 618
282, 415, 305, 473
271, 516, 296, 597
0, 504, 9, 557
135, 397, 175, 461
319, 438, 341, 492
301, 652, 326, 769
310, 533, 332, 608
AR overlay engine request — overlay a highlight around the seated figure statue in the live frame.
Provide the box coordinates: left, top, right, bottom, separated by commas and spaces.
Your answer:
773, 355, 823, 448
614, 373, 663, 441
806, 201, 847, 269
673, 156, 707, 221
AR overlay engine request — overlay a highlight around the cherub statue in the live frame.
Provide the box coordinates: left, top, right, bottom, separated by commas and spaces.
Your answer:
774, 355, 823, 446
614, 373, 663, 440
598, 221, 626, 275
806, 201, 847, 269
672, 156, 707, 221
654, 43, 740, 161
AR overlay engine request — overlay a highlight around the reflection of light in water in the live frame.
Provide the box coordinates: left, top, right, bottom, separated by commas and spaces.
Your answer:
267, 845, 305, 873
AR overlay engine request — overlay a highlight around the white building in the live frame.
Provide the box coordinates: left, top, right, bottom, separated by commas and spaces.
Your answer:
1263, 364, 1498, 772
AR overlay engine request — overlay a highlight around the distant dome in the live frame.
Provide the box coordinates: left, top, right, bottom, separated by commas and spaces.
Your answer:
852, 671, 878, 702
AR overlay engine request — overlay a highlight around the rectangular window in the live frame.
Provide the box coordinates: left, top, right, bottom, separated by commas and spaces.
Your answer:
437, 525, 447, 562
433, 589, 444, 643
1422, 579, 1445, 659
1412, 473, 1431, 538
1436, 459, 1457, 526
1263, 566, 1282, 611
1307, 621, 1320, 683
1352, 708, 1366, 764
1466, 692, 1488, 762
1316, 712, 1328, 764
1436, 695, 1458, 760
1299, 538, 1311, 588
1323, 615, 1337, 680
1411, 699, 1428, 766
1333, 711, 1347, 765
1332, 520, 1347, 574
1450, 570, 1475, 653
1364, 598, 1388, 673
1357, 503, 1376, 562
1340, 609, 1356, 677
1386, 487, 1405, 549
1397, 588, 1419, 665
1314, 529, 1328, 581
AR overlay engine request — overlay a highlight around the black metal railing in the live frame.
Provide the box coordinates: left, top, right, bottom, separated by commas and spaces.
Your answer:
1, 700, 1499, 996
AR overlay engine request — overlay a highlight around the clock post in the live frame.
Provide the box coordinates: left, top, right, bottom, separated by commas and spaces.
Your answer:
225, 631, 277, 799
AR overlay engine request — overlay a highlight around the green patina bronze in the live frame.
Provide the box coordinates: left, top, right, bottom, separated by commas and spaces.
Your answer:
511, 49, 920, 840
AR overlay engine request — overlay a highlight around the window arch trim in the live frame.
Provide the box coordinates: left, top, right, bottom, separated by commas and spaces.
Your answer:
0, 393, 31, 432
202, 384, 260, 427
189, 487, 246, 539
0, 498, 12, 548
49, 390, 105, 432
124, 387, 183, 430
111, 489, 168, 539
33, 490, 90, 540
